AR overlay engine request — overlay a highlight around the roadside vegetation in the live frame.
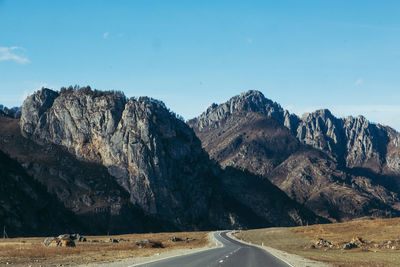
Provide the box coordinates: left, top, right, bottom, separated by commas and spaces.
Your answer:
236, 218, 400, 267
0, 231, 209, 266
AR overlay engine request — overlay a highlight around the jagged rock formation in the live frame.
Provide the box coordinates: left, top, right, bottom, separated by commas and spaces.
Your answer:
0, 113, 176, 235
0, 105, 21, 119
297, 109, 394, 174
189, 111, 299, 177
193, 90, 299, 134
20, 88, 217, 228
189, 90, 400, 222
2, 87, 323, 235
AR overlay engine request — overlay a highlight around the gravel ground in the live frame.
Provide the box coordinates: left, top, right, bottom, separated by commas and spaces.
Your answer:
77, 232, 223, 267
227, 232, 334, 267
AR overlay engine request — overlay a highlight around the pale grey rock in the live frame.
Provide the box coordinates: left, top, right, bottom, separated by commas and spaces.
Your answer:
189, 90, 300, 134
21, 88, 210, 225
189, 90, 400, 222
296, 109, 344, 157
19, 88, 322, 229
296, 109, 400, 174
19, 88, 220, 227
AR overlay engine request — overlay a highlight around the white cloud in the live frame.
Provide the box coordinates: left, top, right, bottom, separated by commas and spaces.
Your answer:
354, 78, 363, 86
0, 46, 30, 64
103, 32, 109, 39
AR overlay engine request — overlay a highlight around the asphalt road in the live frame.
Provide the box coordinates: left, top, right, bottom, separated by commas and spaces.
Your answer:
133, 231, 292, 267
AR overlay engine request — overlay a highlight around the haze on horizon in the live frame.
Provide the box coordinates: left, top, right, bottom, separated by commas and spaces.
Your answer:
1, 0, 400, 130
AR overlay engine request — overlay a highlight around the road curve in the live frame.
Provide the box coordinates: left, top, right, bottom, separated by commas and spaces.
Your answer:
132, 231, 292, 267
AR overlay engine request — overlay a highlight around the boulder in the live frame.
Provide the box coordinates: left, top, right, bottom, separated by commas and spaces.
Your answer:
58, 234, 71, 240
60, 238, 76, 247
170, 236, 183, 242
48, 239, 61, 247
135, 239, 163, 248
315, 238, 332, 248
135, 239, 150, 248
43, 235, 76, 247
151, 241, 164, 248
43, 237, 58, 246
71, 233, 86, 242
343, 242, 357, 250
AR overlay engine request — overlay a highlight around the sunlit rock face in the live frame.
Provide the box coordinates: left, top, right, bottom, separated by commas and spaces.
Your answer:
20, 87, 322, 230
189, 90, 400, 222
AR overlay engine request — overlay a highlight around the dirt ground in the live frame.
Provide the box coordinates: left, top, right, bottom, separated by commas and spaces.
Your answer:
237, 218, 400, 267
0, 231, 209, 266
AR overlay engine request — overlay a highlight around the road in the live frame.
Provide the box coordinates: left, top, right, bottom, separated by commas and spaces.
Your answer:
133, 231, 292, 267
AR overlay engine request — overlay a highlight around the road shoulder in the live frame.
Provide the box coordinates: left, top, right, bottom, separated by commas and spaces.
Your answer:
78, 232, 224, 267
227, 232, 334, 267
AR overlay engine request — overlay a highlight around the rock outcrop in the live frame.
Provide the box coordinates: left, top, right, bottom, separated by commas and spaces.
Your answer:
0, 105, 21, 119
191, 90, 300, 134
297, 109, 394, 174
8, 87, 323, 234
0, 114, 172, 235
20, 88, 216, 228
189, 90, 400, 222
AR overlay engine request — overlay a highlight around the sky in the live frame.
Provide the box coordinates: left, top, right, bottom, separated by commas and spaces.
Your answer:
1, 0, 400, 129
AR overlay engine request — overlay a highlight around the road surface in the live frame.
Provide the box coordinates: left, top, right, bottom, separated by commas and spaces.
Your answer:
133, 231, 291, 267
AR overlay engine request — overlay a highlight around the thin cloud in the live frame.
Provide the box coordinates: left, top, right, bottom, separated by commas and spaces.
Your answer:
247, 38, 253, 44
103, 32, 109, 39
354, 78, 363, 86
0, 46, 30, 64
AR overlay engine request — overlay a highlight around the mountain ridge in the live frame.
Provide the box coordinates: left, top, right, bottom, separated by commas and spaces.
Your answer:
0, 86, 324, 236
189, 90, 400, 222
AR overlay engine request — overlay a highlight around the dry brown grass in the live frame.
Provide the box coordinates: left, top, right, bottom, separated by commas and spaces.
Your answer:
237, 218, 400, 267
0, 231, 209, 266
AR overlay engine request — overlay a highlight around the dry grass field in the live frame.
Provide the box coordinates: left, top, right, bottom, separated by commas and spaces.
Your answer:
237, 218, 400, 267
0, 231, 209, 266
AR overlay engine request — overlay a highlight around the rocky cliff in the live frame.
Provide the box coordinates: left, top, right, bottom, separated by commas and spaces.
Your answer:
20, 88, 218, 228
192, 90, 300, 134
7, 87, 323, 235
189, 90, 400, 222
297, 109, 395, 174
0, 112, 175, 235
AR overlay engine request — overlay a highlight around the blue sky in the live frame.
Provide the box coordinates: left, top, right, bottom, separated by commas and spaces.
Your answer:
1, 0, 400, 129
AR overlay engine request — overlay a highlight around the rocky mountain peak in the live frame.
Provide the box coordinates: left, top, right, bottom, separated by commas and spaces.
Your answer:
189, 91, 400, 222
20, 87, 208, 223
13, 86, 324, 231
21, 88, 59, 137
297, 108, 344, 156
188, 90, 300, 133
0, 105, 22, 119
301, 109, 334, 120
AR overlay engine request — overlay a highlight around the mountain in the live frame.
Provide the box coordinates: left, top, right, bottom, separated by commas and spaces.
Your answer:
0, 105, 21, 119
0, 149, 83, 237
0, 87, 324, 236
1, 110, 175, 235
188, 90, 400, 222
